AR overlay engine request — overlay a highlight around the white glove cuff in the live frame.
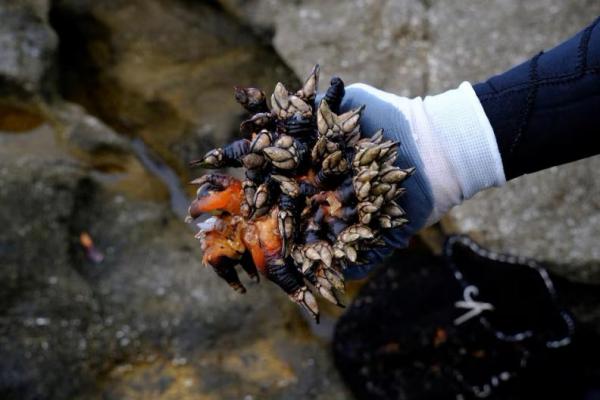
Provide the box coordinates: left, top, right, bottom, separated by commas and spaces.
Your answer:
413, 82, 506, 223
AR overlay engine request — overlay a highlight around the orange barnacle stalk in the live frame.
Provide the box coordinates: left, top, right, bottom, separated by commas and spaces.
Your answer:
255, 209, 283, 260
241, 209, 283, 273
188, 174, 242, 218
200, 216, 245, 266
198, 216, 248, 293
241, 222, 266, 273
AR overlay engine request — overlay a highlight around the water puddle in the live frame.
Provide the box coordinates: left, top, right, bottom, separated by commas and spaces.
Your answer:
130, 138, 189, 219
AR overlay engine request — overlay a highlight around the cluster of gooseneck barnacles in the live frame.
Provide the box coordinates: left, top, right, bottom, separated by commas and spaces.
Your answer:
187, 65, 414, 322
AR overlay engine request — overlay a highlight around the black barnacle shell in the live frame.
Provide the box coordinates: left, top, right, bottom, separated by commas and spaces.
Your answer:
277, 113, 315, 138
324, 76, 345, 114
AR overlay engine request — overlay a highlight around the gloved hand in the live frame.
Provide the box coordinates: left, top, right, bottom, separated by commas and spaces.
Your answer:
339, 82, 506, 279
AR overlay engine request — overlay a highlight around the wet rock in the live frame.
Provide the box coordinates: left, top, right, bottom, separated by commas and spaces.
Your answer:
0, 123, 110, 400
0, 105, 349, 399
444, 158, 600, 283
220, 0, 430, 97
49, 0, 299, 186
56, 102, 131, 157
0, 1, 350, 397
426, 1, 600, 92
0, 101, 47, 132
0, 0, 57, 97
221, 0, 600, 95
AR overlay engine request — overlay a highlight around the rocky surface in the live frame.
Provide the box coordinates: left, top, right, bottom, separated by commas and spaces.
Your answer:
220, 0, 430, 96
50, 0, 299, 187
0, 0, 57, 98
0, 104, 350, 400
425, 1, 600, 92
0, 1, 349, 399
1, 0, 599, 399
220, 0, 600, 280
444, 158, 600, 283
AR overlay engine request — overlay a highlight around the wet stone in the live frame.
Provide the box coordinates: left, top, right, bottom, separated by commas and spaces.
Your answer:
0, 0, 57, 96
50, 0, 299, 186
0, 104, 350, 399
444, 157, 600, 283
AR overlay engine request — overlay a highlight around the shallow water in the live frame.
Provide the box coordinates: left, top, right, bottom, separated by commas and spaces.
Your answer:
130, 138, 190, 219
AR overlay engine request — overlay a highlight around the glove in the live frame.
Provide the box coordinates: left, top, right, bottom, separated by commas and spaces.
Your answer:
339, 82, 506, 279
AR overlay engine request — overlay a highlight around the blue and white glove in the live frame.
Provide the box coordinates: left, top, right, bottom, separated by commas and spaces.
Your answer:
340, 82, 506, 279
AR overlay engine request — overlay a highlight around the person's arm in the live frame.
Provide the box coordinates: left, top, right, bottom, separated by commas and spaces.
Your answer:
475, 17, 600, 179
339, 17, 600, 278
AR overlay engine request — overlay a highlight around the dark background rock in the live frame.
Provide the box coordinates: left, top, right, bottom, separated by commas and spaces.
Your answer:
0, 1, 349, 399
0, 110, 350, 400
49, 0, 300, 187
0, 0, 57, 98
443, 159, 600, 284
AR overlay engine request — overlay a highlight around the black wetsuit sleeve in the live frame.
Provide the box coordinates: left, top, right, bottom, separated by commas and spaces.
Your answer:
473, 17, 600, 180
